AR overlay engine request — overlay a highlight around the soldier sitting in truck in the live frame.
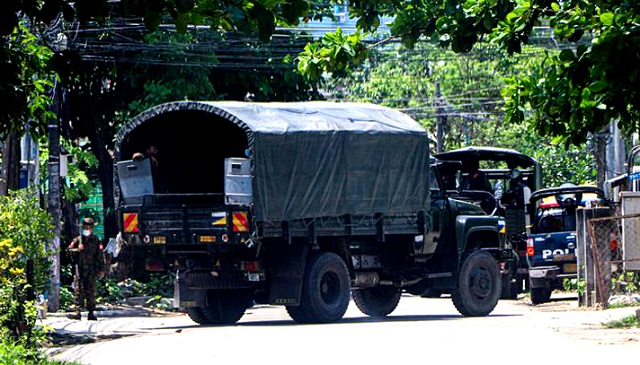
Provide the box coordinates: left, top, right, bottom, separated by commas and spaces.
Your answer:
505, 168, 531, 210
132, 144, 166, 193
462, 159, 493, 193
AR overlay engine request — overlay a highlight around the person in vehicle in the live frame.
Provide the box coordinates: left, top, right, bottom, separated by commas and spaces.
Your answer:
442, 171, 458, 190
506, 168, 531, 211
462, 159, 493, 193
133, 144, 165, 193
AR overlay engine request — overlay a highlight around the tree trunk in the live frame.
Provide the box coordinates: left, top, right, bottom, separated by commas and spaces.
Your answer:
1, 133, 22, 195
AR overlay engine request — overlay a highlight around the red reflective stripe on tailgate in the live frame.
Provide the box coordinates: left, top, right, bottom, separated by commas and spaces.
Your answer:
232, 212, 248, 232
124, 213, 139, 233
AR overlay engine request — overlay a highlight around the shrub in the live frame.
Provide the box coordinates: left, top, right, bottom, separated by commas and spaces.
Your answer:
604, 314, 640, 329
0, 188, 54, 346
0, 336, 78, 364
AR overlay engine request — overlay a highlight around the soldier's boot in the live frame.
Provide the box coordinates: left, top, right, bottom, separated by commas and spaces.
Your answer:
87, 312, 97, 321
67, 312, 81, 320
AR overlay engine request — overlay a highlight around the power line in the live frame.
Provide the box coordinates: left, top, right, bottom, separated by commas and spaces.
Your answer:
63, 19, 568, 70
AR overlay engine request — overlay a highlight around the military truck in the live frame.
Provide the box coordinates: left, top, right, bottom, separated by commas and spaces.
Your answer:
113, 101, 511, 324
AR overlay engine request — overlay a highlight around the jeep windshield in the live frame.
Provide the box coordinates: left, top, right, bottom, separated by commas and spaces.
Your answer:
534, 207, 576, 234
529, 185, 608, 235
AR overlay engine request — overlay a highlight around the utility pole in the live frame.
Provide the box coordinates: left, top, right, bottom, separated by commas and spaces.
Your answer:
47, 81, 63, 311
435, 83, 446, 153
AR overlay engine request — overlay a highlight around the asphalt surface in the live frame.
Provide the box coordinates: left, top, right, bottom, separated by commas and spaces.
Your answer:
41, 293, 640, 364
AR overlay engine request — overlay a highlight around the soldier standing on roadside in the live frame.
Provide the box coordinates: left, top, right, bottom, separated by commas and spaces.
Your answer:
67, 217, 104, 321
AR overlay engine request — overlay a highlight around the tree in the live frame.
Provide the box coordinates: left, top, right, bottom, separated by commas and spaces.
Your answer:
0, 20, 55, 194
327, 41, 596, 187
302, 1, 640, 148
2, 1, 336, 312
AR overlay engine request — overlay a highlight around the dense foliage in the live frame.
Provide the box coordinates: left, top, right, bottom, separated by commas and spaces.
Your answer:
302, 1, 640, 147
1, 0, 338, 138
0, 189, 54, 353
0, 20, 54, 139
329, 42, 596, 187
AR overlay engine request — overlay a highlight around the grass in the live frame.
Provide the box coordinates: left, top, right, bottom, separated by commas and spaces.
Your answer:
608, 301, 640, 309
604, 314, 640, 329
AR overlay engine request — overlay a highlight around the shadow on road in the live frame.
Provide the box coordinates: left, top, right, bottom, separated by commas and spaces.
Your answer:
145, 311, 522, 331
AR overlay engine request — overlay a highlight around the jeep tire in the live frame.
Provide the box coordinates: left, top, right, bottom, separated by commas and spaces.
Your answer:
452, 250, 501, 317
530, 286, 552, 305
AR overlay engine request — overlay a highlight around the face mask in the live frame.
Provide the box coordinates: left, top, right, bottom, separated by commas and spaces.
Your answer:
82, 229, 91, 236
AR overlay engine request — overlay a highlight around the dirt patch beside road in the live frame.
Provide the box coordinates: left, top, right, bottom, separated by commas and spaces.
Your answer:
517, 296, 640, 345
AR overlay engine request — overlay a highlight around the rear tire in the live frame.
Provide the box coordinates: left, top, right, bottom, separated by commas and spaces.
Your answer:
285, 305, 309, 323
186, 307, 214, 325
530, 287, 552, 305
187, 291, 249, 325
352, 287, 402, 317
287, 252, 350, 324
452, 251, 501, 317
500, 271, 519, 300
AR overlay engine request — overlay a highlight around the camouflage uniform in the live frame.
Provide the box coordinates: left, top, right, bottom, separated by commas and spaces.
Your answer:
68, 219, 103, 320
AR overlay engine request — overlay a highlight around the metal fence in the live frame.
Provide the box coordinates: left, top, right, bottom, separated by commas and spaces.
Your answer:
578, 207, 640, 307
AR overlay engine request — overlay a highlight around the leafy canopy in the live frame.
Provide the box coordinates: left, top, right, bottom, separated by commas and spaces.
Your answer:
328, 41, 596, 186
303, 1, 640, 146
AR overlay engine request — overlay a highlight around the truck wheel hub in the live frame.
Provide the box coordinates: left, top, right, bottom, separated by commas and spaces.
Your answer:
469, 267, 492, 298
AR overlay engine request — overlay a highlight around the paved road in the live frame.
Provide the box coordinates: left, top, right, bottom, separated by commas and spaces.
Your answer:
44, 293, 640, 365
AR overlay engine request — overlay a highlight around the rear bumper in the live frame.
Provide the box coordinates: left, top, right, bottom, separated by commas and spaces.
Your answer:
529, 266, 560, 280
529, 266, 577, 288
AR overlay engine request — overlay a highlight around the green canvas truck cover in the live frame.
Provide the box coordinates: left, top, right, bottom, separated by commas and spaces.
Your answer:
114, 101, 429, 222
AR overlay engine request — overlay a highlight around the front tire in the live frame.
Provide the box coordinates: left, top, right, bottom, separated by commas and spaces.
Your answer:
352, 287, 402, 317
452, 250, 501, 317
286, 252, 350, 324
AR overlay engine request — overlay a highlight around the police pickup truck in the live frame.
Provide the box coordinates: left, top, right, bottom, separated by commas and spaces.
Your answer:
526, 184, 609, 304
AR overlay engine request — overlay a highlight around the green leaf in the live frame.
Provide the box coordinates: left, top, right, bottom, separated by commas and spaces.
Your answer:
281, 0, 308, 25
588, 80, 607, 93
558, 49, 575, 62
600, 12, 614, 26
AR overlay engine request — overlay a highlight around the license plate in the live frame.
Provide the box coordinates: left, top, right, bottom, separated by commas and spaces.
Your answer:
554, 253, 575, 261
563, 263, 577, 273
153, 236, 166, 244
247, 272, 260, 282
199, 235, 216, 243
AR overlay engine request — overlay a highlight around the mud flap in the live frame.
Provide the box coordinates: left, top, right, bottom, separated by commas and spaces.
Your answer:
174, 274, 206, 308
267, 242, 309, 306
